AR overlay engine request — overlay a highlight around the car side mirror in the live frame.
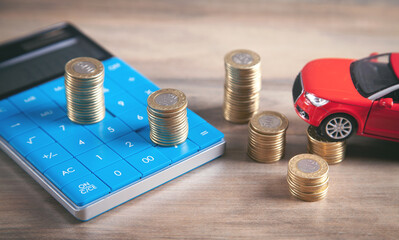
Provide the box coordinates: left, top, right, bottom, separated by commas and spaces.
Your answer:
369, 52, 379, 62
378, 98, 393, 109
369, 52, 378, 57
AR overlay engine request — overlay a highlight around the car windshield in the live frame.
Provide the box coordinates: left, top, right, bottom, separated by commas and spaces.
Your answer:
350, 53, 398, 97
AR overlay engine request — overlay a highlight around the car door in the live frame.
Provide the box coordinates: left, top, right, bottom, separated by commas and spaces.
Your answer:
364, 89, 399, 139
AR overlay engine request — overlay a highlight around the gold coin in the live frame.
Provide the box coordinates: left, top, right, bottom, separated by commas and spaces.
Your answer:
250, 111, 289, 134
247, 111, 288, 163
64, 57, 105, 125
148, 88, 187, 113
223, 49, 261, 123
288, 154, 328, 180
147, 88, 188, 146
307, 125, 346, 164
287, 153, 330, 202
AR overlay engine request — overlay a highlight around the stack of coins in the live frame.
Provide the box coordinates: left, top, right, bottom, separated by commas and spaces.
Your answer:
147, 88, 188, 146
65, 57, 105, 124
307, 125, 346, 164
287, 154, 329, 202
223, 49, 261, 123
247, 111, 289, 163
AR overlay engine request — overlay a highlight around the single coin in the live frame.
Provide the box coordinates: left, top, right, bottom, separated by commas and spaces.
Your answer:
225, 49, 261, 69
288, 154, 328, 180
250, 111, 289, 134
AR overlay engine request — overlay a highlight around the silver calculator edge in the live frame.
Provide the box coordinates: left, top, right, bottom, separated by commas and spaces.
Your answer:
0, 136, 226, 221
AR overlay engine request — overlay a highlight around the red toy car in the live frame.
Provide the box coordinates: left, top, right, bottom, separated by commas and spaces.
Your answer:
293, 53, 399, 142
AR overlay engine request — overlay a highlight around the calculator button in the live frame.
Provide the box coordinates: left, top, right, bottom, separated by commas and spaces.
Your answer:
39, 77, 65, 98
62, 174, 110, 206
102, 58, 160, 105
103, 77, 124, 96
103, 57, 148, 86
39, 77, 67, 110
95, 160, 141, 191
126, 148, 170, 177
188, 122, 224, 149
9, 88, 52, 112
130, 81, 160, 105
9, 128, 55, 156
156, 139, 199, 163
43, 117, 87, 142
76, 145, 121, 172
85, 117, 131, 143
57, 129, 102, 156
108, 132, 151, 158
0, 113, 37, 140
45, 159, 91, 189
105, 92, 143, 116
0, 99, 20, 120
187, 109, 206, 128
27, 143, 73, 172
118, 108, 149, 131
137, 126, 156, 146
25, 101, 66, 125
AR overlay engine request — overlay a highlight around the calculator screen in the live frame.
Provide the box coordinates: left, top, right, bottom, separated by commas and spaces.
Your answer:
0, 23, 111, 99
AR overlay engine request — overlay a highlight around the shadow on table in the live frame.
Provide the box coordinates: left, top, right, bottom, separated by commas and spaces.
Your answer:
346, 135, 399, 162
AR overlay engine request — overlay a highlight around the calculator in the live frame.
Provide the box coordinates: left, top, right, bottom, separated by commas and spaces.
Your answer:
0, 23, 225, 221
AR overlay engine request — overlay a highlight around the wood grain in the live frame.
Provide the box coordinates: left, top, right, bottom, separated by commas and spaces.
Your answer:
0, 0, 399, 239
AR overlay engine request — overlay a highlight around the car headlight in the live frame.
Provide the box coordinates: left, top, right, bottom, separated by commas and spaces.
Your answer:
305, 93, 329, 107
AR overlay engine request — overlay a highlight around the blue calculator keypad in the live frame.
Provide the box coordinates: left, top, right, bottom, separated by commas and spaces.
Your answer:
105, 91, 143, 116
108, 131, 151, 158
85, 117, 131, 143
0, 57, 224, 207
9, 88, 52, 112
0, 99, 20, 120
9, 128, 55, 156
62, 174, 110, 206
76, 145, 121, 172
0, 113, 38, 140
188, 122, 224, 149
95, 160, 141, 191
125, 148, 171, 177
45, 158, 91, 189
25, 101, 65, 125
57, 128, 103, 156
27, 143, 73, 172
39, 77, 67, 110
156, 139, 199, 163
118, 108, 149, 131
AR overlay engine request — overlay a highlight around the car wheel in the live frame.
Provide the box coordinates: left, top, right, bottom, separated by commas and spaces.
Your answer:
319, 114, 356, 141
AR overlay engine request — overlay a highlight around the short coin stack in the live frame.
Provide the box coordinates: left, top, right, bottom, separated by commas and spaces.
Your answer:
223, 49, 261, 123
65, 57, 105, 124
307, 125, 346, 164
287, 154, 329, 202
147, 88, 188, 146
247, 111, 289, 163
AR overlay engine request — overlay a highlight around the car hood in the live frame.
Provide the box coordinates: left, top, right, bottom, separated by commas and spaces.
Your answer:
301, 58, 369, 104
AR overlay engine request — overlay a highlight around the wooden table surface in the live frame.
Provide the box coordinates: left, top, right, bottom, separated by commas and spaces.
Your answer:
1, 0, 399, 239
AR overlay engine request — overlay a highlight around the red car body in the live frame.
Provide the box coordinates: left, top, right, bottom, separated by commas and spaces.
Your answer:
293, 53, 399, 142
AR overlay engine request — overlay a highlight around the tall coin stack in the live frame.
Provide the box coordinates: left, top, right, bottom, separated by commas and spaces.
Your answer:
147, 88, 188, 146
247, 111, 289, 163
65, 57, 105, 124
223, 49, 261, 123
307, 126, 346, 165
287, 154, 329, 202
